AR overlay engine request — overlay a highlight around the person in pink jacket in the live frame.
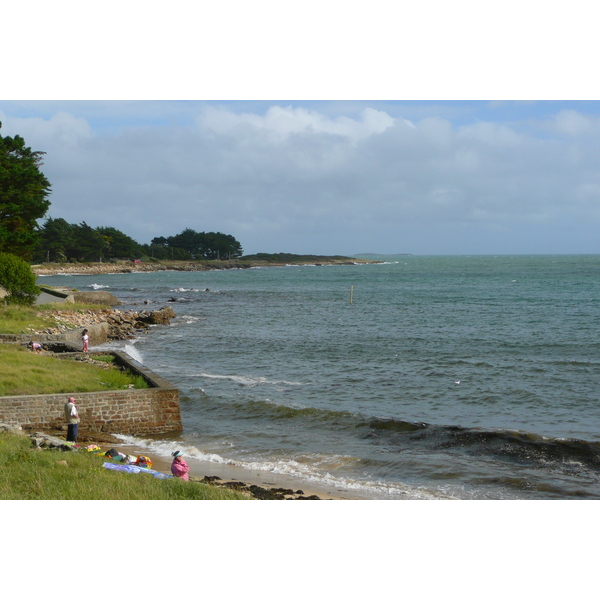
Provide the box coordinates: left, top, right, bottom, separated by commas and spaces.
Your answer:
171, 450, 190, 481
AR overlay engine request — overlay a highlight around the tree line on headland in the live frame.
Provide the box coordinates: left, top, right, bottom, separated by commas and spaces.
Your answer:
36, 219, 243, 263
0, 121, 243, 266
1, 123, 361, 304
0, 122, 246, 303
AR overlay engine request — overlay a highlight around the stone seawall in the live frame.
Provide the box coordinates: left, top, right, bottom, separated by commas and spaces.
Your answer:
0, 351, 182, 436
0, 388, 181, 436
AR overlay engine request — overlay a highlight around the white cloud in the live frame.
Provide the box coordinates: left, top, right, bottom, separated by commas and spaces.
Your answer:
2, 101, 600, 255
551, 109, 593, 136
457, 121, 522, 146
1, 110, 93, 146
196, 105, 397, 141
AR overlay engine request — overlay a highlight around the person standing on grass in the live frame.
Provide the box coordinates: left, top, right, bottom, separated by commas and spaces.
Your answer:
171, 451, 190, 481
64, 397, 80, 442
81, 329, 89, 352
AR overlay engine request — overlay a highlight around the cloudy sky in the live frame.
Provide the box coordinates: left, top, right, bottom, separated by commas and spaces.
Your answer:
4, 2, 599, 257
2, 100, 599, 256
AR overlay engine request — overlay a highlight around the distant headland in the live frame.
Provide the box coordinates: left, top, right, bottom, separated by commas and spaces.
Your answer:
33, 254, 380, 276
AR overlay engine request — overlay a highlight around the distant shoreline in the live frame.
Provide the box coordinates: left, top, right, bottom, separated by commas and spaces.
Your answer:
33, 257, 380, 277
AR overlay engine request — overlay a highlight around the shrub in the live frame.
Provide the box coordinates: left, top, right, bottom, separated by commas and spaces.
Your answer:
0, 252, 39, 305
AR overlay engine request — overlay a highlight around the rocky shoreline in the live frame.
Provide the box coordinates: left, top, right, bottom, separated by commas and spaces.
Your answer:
33, 257, 376, 277
34, 305, 176, 340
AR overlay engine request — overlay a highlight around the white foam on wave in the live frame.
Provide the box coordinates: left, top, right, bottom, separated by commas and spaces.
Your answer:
114, 434, 230, 465
198, 372, 302, 387
175, 315, 202, 325
123, 343, 144, 364
170, 287, 200, 292
112, 434, 456, 499
237, 455, 480, 499
88, 283, 110, 289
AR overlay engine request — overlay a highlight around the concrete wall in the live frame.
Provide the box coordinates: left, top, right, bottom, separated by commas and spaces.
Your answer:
37, 286, 75, 303
0, 351, 182, 436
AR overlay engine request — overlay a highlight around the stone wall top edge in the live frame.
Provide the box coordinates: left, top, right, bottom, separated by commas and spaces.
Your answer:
1, 387, 178, 402
111, 350, 176, 389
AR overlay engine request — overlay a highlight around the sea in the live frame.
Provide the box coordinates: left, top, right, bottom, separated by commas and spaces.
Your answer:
38, 254, 600, 500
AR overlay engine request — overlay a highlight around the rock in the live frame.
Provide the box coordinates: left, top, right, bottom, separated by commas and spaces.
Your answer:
136, 307, 176, 325
223, 481, 249, 491
248, 485, 286, 500
30, 432, 76, 451
0, 423, 25, 435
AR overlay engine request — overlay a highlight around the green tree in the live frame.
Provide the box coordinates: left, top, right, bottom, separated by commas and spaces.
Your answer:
204, 232, 243, 259
71, 222, 106, 261
166, 228, 201, 256
36, 217, 74, 262
141, 243, 191, 260
97, 226, 143, 259
0, 123, 51, 259
165, 228, 243, 259
0, 251, 40, 305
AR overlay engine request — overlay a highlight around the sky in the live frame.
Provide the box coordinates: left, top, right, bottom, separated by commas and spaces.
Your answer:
3, 2, 599, 257
2, 99, 599, 256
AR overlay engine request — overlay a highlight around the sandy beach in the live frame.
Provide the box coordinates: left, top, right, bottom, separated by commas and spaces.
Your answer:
99, 440, 369, 500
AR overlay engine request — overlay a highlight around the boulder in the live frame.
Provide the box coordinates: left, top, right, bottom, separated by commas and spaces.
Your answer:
0, 423, 25, 435
137, 306, 176, 325
30, 432, 76, 451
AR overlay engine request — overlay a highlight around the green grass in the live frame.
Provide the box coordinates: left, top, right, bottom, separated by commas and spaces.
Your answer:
0, 303, 112, 335
0, 345, 148, 396
0, 431, 251, 500
93, 354, 116, 364
0, 305, 57, 334
36, 302, 109, 311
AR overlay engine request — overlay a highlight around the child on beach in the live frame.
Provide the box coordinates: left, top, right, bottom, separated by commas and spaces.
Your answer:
82, 329, 89, 352
171, 451, 190, 481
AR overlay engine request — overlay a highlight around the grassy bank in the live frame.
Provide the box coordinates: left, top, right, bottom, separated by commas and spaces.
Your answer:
0, 345, 148, 396
0, 304, 58, 334
0, 303, 106, 335
0, 431, 250, 500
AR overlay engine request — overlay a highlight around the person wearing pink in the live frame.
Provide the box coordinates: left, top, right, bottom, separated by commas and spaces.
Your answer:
171, 450, 190, 481
81, 329, 89, 352
29, 341, 42, 353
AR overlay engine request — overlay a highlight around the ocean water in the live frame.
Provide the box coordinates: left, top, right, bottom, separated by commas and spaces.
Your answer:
39, 255, 600, 499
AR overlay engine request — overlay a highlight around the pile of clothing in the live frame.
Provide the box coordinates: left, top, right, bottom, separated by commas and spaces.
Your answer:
104, 448, 153, 469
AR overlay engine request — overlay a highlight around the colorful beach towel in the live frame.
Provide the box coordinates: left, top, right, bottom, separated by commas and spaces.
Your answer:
103, 462, 172, 479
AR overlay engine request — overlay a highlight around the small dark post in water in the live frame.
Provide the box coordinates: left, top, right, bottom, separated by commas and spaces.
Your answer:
350, 285, 354, 305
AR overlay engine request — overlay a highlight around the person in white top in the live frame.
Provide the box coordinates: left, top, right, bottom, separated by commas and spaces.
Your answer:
64, 397, 80, 442
81, 329, 89, 352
